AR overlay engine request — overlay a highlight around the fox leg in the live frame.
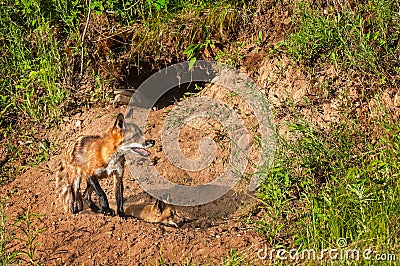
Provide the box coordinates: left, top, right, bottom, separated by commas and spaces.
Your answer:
71, 175, 83, 214
87, 176, 115, 216
83, 182, 100, 213
113, 173, 124, 217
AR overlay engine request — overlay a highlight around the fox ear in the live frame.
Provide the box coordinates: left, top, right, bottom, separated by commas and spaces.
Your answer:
114, 113, 124, 130
155, 199, 165, 214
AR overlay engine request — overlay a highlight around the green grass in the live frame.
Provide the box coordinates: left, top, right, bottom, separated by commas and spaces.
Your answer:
251, 2, 400, 262
0, 0, 71, 183
0, 200, 46, 265
223, 249, 248, 265
120, 0, 243, 59
0, 1, 68, 125
283, 0, 400, 83
0, 201, 19, 265
154, 248, 248, 265
252, 2, 400, 263
255, 100, 400, 262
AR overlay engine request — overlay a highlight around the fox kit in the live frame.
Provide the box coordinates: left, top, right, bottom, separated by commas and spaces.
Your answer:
125, 200, 183, 227
56, 113, 155, 217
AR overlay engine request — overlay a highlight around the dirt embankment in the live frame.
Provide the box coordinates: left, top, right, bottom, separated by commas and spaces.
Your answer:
1, 101, 267, 264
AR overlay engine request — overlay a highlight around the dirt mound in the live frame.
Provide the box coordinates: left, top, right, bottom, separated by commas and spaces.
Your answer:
2, 97, 267, 264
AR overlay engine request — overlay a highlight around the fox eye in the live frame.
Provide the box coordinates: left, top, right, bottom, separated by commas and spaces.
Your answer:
169, 212, 174, 218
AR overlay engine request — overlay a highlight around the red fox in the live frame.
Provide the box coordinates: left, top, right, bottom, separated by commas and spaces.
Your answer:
56, 113, 155, 217
125, 199, 184, 227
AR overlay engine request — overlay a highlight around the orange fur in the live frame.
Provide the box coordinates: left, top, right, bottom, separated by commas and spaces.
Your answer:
56, 114, 124, 214
65, 125, 123, 179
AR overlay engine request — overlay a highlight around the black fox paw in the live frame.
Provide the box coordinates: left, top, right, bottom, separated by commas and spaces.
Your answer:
87, 202, 100, 213
72, 202, 81, 214
117, 211, 126, 218
72, 205, 79, 214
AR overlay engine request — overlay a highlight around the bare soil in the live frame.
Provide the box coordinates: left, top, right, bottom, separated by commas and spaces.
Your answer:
1, 95, 266, 265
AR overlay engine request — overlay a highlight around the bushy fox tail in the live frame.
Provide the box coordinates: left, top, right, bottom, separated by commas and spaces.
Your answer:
55, 163, 82, 213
